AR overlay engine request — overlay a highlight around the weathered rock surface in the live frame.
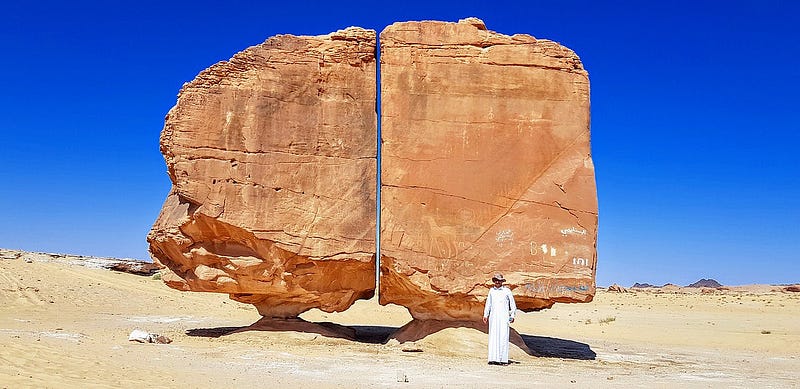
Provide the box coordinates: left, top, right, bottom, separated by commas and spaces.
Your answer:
147, 28, 378, 318
379, 18, 597, 320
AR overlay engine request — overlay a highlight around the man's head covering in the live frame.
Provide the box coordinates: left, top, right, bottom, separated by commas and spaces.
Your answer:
491, 273, 506, 282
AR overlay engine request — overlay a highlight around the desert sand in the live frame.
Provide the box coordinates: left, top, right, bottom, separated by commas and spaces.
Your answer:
1, 254, 798, 388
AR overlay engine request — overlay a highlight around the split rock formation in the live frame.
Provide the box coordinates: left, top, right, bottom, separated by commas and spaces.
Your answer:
147, 28, 378, 318
148, 19, 598, 323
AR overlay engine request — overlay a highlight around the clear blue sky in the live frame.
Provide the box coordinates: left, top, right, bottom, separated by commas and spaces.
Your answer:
1, 1, 797, 287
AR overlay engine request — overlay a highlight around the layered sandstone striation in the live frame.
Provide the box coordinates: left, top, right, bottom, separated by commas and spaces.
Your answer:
380, 18, 597, 320
147, 28, 378, 318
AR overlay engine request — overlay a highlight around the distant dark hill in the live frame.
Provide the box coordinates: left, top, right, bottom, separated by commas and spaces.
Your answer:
631, 283, 658, 288
687, 279, 722, 288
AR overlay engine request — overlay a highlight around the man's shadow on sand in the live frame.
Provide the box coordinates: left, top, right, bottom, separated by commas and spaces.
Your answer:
186, 318, 596, 360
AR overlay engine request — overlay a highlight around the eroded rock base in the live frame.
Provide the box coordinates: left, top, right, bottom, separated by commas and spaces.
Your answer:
149, 193, 375, 318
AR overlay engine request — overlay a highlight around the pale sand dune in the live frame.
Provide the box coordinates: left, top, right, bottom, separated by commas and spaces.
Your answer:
1, 257, 798, 388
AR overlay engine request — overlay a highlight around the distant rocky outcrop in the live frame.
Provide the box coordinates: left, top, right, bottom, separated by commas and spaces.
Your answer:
687, 279, 722, 288
379, 18, 597, 320
0, 248, 159, 276
631, 283, 658, 288
607, 284, 629, 293
784, 285, 800, 293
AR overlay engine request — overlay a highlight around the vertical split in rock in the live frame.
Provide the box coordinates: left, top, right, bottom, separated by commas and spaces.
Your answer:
379, 18, 598, 320
147, 28, 378, 318
147, 19, 598, 323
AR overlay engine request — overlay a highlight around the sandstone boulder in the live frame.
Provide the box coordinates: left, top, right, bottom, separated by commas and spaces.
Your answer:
379, 19, 597, 320
147, 28, 378, 318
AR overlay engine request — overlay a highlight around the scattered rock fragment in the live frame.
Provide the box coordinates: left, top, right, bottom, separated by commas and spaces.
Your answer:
128, 329, 172, 344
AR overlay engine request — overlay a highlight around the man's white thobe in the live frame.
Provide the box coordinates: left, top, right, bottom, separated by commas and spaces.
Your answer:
483, 286, 517, 363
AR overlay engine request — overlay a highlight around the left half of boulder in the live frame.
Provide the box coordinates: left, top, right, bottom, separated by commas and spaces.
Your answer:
147, 28, 377, 318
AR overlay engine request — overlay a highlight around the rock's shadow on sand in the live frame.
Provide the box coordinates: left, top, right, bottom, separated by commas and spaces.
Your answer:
186, 318, 595, 360
388, 319, 596, 360
520, 334, 596, 360
185, 318, 399, 343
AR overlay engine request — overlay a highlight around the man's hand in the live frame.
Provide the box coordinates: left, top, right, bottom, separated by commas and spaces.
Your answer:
482, 316, 488, 324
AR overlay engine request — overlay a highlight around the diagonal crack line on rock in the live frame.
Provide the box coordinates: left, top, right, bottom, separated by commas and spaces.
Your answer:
381, 243, 458, 261
482, 61, 583, 73
554, 201, 588, 231
176, 145, 375, 161
309, 251, 375, 261
180, 155, 357, 169
470, 129, 591, 246
385, 92, 573, 103
512, 198, 598, 216
294, 202, 321, 256
382, 183, 506, 208
385, 155, 450, 162
180, 175, 369, 206
277, 231, 374, 244
379, 115, 502, 125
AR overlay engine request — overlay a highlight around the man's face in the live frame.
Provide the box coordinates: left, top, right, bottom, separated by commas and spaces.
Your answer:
493, 279, 503, 287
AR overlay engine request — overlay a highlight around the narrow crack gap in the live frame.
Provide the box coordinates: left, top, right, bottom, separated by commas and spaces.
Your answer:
375, 34, 382, 298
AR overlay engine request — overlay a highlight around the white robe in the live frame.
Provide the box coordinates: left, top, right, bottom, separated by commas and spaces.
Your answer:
483, 286, 516, 363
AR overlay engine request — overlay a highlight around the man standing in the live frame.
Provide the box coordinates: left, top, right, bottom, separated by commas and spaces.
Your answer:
482, 273, 517, 365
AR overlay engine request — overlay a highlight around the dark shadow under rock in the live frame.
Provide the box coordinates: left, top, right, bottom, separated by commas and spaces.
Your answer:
186, 317, 357, 340
520, 334, 596, 360
185, 318, 595, 361
349, 325, 399, 344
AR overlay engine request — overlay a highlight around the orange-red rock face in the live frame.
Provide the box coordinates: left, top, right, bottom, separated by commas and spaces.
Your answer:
379, 19, 598, 320
147, 28, 377, 318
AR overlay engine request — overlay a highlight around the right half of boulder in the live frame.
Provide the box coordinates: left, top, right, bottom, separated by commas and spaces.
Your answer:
379, 18, 598, 320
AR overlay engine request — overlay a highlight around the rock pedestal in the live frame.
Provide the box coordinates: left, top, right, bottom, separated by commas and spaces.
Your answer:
147, 28, 378, 318
379, 19, 597, 320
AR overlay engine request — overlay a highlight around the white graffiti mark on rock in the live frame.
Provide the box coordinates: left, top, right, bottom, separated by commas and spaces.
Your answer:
560, 227, 587, 236
495, 229, 513, 243
572, 257, 589, 266
524, 284, 546, 293
524, 283, 591, 294
554, 285, 590, 293
530, 242, 558, 257
529, 241, 539, 255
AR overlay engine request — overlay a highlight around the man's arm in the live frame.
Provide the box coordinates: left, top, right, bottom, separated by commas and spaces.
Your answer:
482, 292, 492, 324
507, 288, 517, 323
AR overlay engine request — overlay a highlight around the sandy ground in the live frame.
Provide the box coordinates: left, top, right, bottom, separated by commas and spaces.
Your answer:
1, 256, 798, 388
